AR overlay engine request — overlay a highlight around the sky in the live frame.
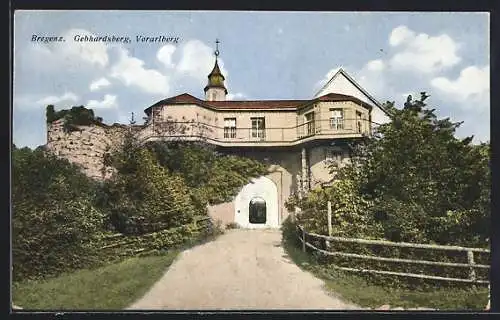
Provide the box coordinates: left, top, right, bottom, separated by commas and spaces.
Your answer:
13, 11, 490, 148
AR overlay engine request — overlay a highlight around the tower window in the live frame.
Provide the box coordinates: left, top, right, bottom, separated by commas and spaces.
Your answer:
224, 118, 236, 138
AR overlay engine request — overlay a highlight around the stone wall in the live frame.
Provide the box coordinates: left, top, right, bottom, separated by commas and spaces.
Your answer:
46, 119, 129, 180
207, 201, 235, 228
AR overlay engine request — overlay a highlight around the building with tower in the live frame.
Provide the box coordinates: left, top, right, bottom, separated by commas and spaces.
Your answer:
137, 41, 390, 228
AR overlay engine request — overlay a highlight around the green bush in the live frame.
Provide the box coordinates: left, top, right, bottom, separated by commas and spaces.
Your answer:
145, 141, 269, 205
12, 146, 104, 281
98, 145, 197, 235
14, 107, 268, 282
286, 93, 491, 289
46, 105, 104, 132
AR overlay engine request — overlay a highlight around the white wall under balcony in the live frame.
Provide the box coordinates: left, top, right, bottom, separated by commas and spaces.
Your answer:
234, 176, 279, 229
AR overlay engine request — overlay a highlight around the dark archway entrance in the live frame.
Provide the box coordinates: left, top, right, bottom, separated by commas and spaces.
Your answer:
249, 197, 266, 224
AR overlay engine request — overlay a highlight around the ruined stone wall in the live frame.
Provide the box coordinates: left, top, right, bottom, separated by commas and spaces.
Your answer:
46, 119, 129, 180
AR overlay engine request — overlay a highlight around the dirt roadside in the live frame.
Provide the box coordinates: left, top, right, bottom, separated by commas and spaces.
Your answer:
127, 229, 360, 310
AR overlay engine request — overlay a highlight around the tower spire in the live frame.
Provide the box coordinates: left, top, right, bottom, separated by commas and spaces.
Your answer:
204, 38, 227, 101
215, 38, 220, 59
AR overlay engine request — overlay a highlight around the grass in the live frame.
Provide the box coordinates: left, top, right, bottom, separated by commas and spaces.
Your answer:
12, 220, 226, 311
12, 250, 179, 310
281, 224, 489, 310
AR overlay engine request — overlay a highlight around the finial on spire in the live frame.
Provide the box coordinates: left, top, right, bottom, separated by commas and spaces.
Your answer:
214, 39, 220, 58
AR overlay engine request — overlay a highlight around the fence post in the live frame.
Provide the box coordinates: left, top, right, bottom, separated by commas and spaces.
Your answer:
302, 227, 306, 252
467, 250, 476, 284
326, 201, 332, 249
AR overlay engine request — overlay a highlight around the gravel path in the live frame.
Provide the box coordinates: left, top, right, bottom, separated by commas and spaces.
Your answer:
127, 229, 360, 310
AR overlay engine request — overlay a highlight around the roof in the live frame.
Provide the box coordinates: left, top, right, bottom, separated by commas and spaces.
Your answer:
315, 68, 390, 115
144, 92, 374, 114
207, 59, 225, 80
204, 59, 227, 93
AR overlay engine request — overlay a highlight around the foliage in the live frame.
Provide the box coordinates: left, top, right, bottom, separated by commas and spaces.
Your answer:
226, 222, 240, 229
12, 121, 234, 282
356, 93, 490, 246
99, 137, 268, 235
46, 105, 103, 132
282, 219, 488, 310
286, 179, 381, 238
12, 146, 104, 281
97, 132, 198, 235
281, 217, 488, 310
285, 92, 490, 289
145, 141, 269, 205
94, 217, 220, 263
289, 92, 490, 247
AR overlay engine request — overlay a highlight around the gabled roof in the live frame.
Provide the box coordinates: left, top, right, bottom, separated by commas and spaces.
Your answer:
315, 68, 389, 115
145, 92, 374, 114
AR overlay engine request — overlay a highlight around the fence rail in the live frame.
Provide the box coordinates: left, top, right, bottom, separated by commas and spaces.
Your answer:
135, 118, 371, 146
296, 201, 490, 285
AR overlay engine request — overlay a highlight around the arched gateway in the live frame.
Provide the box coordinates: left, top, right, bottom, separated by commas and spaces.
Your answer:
234, 176, 279, 228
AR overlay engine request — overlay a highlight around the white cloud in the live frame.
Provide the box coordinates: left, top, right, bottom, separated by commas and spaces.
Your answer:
431, 65, 489, 101
157, 44, 177, 68
176, 39, 228, 81
388, 25, 461, 74
389, 25, 415, 47
366, 59, 385, 72
226, 92, 246, 100
110, 48, 170, 95
355, 62, 389, 98
314, 62, 390, 101
315, 67, 341, 92
86, 94, 118, 109
89, 77, 111, 91
23, 28, 110, 71
61, 29, 109, 67
35, 92, 79, 106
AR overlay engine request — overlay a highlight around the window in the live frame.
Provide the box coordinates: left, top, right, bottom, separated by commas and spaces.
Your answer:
251, 117, 265, 139
356, 111, 362, 133
249, 197, 266, 224
305, 112, 315, 136
224, 118, 236, 138
330, 109, 344, 130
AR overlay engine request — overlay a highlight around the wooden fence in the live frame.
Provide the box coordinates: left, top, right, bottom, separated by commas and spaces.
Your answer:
296, 201, 490, 285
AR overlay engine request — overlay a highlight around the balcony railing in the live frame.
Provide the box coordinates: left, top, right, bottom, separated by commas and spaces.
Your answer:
137, 118, 371, 145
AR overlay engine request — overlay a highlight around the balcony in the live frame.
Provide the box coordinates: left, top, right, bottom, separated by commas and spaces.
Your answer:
137, 118, 371, 147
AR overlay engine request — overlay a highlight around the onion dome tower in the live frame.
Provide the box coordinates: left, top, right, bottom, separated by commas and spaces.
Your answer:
204, 39, 228, 101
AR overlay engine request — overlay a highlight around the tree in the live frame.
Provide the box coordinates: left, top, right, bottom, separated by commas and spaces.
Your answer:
12, 147, 103, 280
98, 133, 198, 235
145, 141, 269, 205
290, 92, 490, 247
344, 93, 489, 245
